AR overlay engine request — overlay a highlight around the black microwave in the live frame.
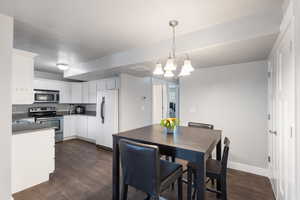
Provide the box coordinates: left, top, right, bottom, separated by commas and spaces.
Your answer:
34, 89, 60, 103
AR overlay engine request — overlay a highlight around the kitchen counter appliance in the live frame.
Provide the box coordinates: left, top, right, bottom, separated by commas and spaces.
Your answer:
75, 105, 85, 114
34, 89, 60, 103
28, 107, 63, 142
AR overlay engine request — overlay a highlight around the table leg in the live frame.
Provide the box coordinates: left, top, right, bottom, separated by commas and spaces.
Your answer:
216, 139, 222, 197
113, 136, 120, 200
195, 153, 206, 200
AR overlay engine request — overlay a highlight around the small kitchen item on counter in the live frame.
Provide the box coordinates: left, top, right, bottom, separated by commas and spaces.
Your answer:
75, 106, 85, 114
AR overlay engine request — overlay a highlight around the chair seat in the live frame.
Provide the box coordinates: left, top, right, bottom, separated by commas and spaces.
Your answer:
160, 160, 182, 192
206, 159, 222, 178
160, 160, 182, 181
186, 158, 221, 175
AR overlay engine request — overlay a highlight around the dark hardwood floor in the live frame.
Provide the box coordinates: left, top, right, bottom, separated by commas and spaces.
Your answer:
13, 140, 275, 200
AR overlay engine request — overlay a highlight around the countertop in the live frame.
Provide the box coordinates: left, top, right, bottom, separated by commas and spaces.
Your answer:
12, 111, 97, 134
12, 122, 56, 135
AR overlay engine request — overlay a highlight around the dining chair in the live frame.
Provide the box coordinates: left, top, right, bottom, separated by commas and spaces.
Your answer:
119, 139, 183, 200
188, 137, 230, 200
182, 122, 215, 187
187, 122, 214, 130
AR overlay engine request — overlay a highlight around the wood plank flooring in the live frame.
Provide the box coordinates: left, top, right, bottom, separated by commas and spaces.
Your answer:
13, 139, 275, 200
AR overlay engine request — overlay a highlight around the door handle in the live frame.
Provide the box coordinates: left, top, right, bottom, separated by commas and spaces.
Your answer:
101, 97, 105, 124
269, 130, 277, 135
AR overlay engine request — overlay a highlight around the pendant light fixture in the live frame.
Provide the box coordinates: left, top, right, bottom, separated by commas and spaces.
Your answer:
153, 20, 194, 77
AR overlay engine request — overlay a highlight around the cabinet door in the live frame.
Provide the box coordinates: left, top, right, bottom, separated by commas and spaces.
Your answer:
88, 81, 97, 103
59, 82, 71, 104
76, 116, 88, 138
105, 78, 116, 90
82, 82, 89, 103
97, 80, 106, 91
87, 116, 99, 141
71, 83, 82, 103
63, 116, 72, 138
34, 79, 50, 90
12, 50, 35, 104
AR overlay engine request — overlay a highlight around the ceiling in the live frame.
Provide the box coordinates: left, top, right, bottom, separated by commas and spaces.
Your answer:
68, 34, 278, 81
0, 0, 283, 75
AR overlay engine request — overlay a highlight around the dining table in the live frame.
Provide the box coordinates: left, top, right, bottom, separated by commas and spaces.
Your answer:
112, 124, 222, 200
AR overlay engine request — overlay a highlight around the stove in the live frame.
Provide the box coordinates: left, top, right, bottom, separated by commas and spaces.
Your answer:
29, 107, 63, 142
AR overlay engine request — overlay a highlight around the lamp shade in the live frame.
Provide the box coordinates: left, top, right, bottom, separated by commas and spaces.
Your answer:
164, 57, 176, 71
178, 65, 191, 76
57, 63, 69, 71
182, 59, 194, 72
153, 63, 164, 75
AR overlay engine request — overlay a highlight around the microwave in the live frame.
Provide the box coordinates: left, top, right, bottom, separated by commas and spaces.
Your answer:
34, 89, 60, 103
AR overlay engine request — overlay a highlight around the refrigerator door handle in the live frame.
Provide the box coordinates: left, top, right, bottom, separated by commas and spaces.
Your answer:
101, 96, 105, 124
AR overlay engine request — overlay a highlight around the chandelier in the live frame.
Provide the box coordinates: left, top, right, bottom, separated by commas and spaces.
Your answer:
153, 20, 194, 77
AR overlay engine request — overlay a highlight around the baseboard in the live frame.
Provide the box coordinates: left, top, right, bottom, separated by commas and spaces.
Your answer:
228, 161, 270, 177
63, 136, 77, 141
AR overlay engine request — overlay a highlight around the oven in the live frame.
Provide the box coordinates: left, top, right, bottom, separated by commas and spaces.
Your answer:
35, 116, 63, 142
34, 89, 60, 103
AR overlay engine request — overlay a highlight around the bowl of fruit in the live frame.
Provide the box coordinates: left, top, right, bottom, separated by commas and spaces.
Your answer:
160, 118, 179, 134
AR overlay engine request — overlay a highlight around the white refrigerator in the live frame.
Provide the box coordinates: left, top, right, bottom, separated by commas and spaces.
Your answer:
96, 89, 119, 148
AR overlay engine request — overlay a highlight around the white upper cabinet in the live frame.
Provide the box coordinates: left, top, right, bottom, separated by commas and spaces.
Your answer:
59, 82, 71, 104
34, 79, 71, 104
97, 77, 119, 91
88, 81, 97, 103
71, 83, 82, 103
82, 82, 89, 103
33, 79, 98, 104
12, 49, 37, 104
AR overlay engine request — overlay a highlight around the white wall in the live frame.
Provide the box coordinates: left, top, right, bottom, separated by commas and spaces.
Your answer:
0, 14, 13, 200
119, 74, 152, 132
180, 61, 268, 170
293, 0, 300, 197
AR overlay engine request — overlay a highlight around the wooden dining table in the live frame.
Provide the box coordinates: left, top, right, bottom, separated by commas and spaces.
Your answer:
112, 124, 222, 200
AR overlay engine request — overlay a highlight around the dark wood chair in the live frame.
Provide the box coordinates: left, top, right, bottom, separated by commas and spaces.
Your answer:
188, 137, 230, 200
188, 122, 214, 130
119, 139, 183, 200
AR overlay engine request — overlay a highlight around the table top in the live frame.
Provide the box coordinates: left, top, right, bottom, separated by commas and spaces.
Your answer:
114, 124, 222, 155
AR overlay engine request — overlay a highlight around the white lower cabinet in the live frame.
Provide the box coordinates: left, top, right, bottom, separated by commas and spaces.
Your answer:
63, 115, 74, 139
12, 129, 55, 193
64, 115, 99, 142
76, 115, 88, 138
87, 116, 99, 141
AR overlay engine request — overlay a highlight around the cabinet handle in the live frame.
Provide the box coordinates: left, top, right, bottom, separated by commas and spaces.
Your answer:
101, 97, 105, 124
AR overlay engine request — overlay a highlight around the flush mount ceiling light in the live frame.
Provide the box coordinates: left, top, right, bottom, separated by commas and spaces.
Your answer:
153, 20, 194, 78
57, 63, 69, 71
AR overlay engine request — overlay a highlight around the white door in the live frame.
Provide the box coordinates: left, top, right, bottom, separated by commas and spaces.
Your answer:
97, 90, 118, 148
274, 21, 296, 200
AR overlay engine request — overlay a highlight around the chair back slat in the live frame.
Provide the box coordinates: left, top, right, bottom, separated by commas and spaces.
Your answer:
188, 122, 214, 129
119, 139, 160, 195
221, 137, 230, 176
